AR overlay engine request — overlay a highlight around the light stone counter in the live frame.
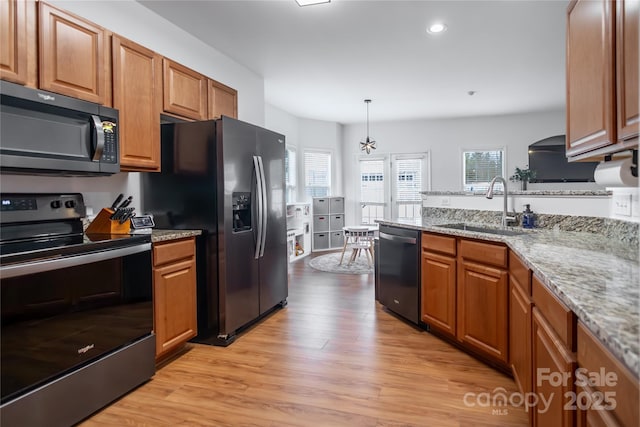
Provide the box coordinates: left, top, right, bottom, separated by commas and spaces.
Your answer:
151, 229, 202, 243
378, 218, 639, 377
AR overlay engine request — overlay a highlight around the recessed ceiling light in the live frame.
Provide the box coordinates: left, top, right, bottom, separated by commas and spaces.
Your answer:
296, 0, 331, 6
427, 23, 447, 34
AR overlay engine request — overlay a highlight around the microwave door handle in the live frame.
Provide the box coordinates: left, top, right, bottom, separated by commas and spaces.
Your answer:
91, 115, 105, 161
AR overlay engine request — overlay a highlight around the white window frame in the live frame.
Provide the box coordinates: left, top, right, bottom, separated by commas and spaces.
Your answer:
285, 145, 297, 203
357, 154, 390, 225
461, 147, 506, 192
355, 151, 431, 224
391, 152, 430, 220
303, 149, 332, 200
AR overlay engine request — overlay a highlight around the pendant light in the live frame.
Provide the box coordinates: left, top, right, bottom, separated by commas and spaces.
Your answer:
360, 99, 376, 154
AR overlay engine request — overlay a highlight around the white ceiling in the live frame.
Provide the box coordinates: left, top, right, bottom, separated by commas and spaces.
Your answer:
138, 0, 568, 124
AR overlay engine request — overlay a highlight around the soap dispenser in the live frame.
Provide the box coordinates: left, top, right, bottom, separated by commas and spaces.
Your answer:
522, 204, 535, 229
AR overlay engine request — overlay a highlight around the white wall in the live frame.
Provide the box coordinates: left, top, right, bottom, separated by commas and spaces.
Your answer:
1, 0, 266, 215
340, 109, 582, 222
265, 104, 343, 204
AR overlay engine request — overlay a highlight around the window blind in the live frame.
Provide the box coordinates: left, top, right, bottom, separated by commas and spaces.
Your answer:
395, 158, 422, 202
360, 159, 385, 203
304, 151, 331, 198
463, 150, 504, 191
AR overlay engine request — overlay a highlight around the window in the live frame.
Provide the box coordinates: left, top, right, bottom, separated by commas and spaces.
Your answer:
357, 153, 429, 224
304, 150, 331, 198
285, 146, 296, 203
462, 149, 505, 192
392, 155, 425, 221
359, 159, 386, 224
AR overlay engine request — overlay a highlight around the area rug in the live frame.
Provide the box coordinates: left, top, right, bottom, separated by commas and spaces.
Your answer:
308, 251, 373, 275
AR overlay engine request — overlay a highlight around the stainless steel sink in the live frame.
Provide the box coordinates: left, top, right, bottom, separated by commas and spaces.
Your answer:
434, 223, 526, 236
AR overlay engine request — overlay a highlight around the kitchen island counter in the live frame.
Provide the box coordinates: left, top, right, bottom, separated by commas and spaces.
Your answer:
378, 218, 639, 378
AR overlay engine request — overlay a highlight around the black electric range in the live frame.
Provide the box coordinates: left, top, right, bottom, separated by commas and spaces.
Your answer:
0, 193, 150, 264
0, 193, 155, 427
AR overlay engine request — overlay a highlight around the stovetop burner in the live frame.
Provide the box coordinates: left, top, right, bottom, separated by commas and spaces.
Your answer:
0, 193, 151, 265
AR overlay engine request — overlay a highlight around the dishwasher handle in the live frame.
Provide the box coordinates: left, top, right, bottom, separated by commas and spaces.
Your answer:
379, 231, 417, 245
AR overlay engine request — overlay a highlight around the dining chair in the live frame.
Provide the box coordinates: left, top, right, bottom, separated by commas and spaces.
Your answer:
339, 226, 375, 266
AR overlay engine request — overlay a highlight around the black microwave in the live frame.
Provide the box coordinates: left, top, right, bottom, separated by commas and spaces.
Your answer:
0, 81, 119, 176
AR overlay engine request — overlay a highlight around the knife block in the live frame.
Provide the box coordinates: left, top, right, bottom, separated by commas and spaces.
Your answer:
85, 208, 131, 235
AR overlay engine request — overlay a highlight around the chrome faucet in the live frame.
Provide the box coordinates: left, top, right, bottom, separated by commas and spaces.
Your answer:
485, 176, 516, 228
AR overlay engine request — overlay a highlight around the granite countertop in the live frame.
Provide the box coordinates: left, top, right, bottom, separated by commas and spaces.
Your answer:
378, 218, 639, 377
151, 229, 202, 243
421, 190, 612, 197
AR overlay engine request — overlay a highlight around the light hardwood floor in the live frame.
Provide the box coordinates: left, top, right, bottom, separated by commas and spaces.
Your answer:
82, 252, 528, 426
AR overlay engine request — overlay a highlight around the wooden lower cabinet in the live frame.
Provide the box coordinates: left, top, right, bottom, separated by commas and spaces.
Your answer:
576, 322, 639, 427
421, 249, 456, 336
510, 279, 532, 395
153, 237, 197, 360
457, 259, 508, 364
532, 307, 576, 427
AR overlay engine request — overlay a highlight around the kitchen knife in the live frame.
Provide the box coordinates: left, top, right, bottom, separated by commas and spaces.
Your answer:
110, 193, 124, 210
120, 208, 135, 224
117, 196, 133, 209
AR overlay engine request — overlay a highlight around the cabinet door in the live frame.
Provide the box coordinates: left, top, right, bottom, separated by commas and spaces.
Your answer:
163, 58, 207, 120
153, 257, 197, 358
509, 279, 532, 396
575, 384, 621, 427
457, 260, 508, 364
566, 0, 616, 156
38, 2, 108, 104
421, 250, 456, 337
208, 79, 237, 119
112, 35, 161, 171
616, 0, 639, 141
532, 308, 576, 427
0, 0, 33, 85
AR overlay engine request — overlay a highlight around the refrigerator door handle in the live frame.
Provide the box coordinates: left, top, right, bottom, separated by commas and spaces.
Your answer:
257, 155, 268, 258
253, 155, 264, 259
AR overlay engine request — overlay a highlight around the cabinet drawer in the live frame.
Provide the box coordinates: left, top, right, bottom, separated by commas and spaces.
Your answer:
509, 251, 531, 295
459, 239, 507, 268
153, 237, 195, 266
532, 275, 576, 351
313, 215, 329, 232
577, 323, 638, 427
422, 233, 456, 256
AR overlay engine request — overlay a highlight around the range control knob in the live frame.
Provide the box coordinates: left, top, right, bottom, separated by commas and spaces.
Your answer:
50, 200, 61, 209
64, 200, 76, 209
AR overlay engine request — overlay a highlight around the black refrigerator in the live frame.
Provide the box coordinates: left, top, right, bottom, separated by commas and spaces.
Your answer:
142, 117, 288, 346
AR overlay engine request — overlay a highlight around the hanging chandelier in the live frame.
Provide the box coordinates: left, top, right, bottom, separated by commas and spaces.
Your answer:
360, 99, 376, 154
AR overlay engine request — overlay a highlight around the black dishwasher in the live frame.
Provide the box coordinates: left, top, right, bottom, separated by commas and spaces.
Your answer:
377, 225, 421, 324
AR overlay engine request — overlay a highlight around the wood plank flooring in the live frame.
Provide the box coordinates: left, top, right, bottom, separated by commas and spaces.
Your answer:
81, 252, 528, 426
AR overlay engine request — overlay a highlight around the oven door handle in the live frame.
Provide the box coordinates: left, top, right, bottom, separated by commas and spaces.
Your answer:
0, 243, 151, 279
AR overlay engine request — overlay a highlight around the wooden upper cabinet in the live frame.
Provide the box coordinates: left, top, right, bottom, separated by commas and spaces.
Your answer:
112, 35, 162, 171
38, 2, 108, 104
208, 79, 237, 119
163, 58, 207, 120
1, 0, 36, 85
566, 0, 616, 157
616, 0, 639, 142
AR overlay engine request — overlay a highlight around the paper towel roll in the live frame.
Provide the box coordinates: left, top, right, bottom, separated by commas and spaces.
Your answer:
594, 157, 638, 187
